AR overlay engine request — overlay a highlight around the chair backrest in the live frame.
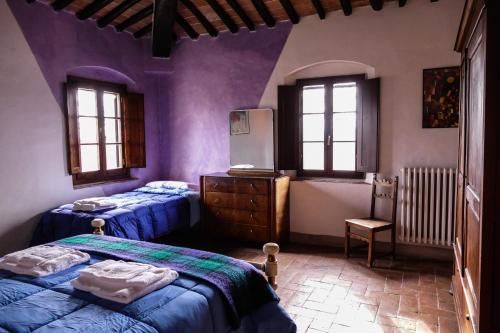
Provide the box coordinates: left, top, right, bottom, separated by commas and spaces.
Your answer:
370, 174, 399, 223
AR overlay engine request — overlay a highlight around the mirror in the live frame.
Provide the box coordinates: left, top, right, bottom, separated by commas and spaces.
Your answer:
229, 109, 275, 173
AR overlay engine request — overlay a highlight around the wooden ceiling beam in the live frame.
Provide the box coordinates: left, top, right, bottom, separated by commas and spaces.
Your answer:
134, 24, 152, 38
340, 0, 352, 16
180, 0, 218, 37
279, 0, 299, 24
77, 0, 113, 20
398, 0, 407, 6
176, 13, 200, 39
226, 0, 255, 31
152, 0, 176, 58
97, 0, 141, 28
116, 4, 153, 32
369, 0, 383, 11
206, 0, 238, 33
310, 0, 325, 20
51, 0, 76, 11
251, 0, 275, 27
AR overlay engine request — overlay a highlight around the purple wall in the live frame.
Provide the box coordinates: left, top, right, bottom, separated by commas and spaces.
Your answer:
6, 0, 168, 194
160, 24, 292, 184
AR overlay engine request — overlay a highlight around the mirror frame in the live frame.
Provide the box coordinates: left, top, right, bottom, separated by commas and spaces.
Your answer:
227, 108, 279, 177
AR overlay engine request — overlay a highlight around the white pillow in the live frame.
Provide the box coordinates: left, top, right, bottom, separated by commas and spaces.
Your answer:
145, 181, 189, 190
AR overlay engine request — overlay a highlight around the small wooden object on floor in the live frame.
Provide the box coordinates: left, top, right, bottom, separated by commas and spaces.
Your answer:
344, 174, 399, 267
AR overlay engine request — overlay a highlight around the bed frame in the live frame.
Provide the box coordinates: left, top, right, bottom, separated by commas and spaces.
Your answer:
91, 219, 280, 289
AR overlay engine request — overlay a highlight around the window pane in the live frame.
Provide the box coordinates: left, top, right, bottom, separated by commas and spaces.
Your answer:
104, 92, 119, 118
106, 144, 122, 170
332, 142, 355, 171
303, 142, 324, 170
303, 114, 324, 141
333, 83, 356, 112
302, 85, 325, 114
76, 89, 97, 116
105, 118, 121, 143
80, 144, 99, 172
332, 113, 356, 141
78, 117, 98, 144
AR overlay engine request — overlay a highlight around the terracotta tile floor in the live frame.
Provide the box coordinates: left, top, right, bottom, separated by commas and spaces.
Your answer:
163, 238, 458, 333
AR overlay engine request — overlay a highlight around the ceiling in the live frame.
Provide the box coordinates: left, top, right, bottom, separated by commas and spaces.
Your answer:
29, 0, 435, 56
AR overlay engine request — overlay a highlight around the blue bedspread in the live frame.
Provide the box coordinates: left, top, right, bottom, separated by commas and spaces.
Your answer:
31, 187, 199, 246
0, 256, 296, 333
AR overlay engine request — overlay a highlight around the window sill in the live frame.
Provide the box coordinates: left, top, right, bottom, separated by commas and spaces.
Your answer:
73, 177, 138, 189
292, 177, 370, 185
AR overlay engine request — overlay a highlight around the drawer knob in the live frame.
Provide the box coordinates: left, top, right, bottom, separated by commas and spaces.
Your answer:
249, 228, 253, 233
250, 213, 255, 221
250, 183, 255, 188
250, 199, 257, 207
213, 183, 219, 189
214, 198, 221, 204
466, 314, 471, 321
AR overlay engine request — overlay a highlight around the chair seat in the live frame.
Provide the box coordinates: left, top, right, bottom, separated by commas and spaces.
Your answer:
345, 218, 392, 230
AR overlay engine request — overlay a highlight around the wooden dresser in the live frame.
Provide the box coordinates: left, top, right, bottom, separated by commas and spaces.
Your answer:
452, 1, 500, 332
200, 173, 290, 243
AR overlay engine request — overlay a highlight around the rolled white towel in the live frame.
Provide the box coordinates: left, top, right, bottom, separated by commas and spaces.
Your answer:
0, 245, 90, 276
72, 260, 178, 304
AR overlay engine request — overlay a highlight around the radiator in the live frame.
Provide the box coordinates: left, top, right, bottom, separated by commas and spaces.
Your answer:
399, 167, 457, 247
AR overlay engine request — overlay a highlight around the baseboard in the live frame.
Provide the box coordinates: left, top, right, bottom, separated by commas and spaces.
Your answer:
290, 232, 453, 262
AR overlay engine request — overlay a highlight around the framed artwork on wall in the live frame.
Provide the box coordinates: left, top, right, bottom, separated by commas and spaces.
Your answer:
422, 66, 460, 128
230, 110, 250, 135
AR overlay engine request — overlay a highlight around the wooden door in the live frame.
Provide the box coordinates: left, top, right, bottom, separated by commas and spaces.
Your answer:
463, 15, 485, 329
455, 55, 467, 274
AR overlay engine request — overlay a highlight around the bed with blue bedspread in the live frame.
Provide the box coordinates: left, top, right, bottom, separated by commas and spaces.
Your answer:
31, 186, 200, 246
0, 235, 295, 333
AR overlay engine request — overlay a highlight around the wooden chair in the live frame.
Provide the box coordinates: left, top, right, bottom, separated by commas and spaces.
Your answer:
345, 175, 399, 267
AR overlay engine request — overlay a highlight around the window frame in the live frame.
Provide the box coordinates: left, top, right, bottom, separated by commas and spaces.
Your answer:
297, 74, 365, 179
67, 76, 130, 186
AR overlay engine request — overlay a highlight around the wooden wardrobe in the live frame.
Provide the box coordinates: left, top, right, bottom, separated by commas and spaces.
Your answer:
453, 1, 500, 332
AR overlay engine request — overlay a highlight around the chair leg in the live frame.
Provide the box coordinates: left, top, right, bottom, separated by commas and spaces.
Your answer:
367, 230, 375, 268
345, 223, 350, 258
391, 227, 396, 260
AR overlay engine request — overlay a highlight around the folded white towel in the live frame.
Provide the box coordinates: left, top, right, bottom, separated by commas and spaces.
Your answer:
0, 245, 90, 276
79, 260, 170, 288
73, 202, 117, 211
72, 260, 178, 304
74, 197, 115, 207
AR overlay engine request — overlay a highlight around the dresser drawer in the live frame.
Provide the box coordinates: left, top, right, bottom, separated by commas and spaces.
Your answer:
206, 207, 269, 227
204, 177, 268, 195
214, 221, 269, 242
205, 192, 268, 211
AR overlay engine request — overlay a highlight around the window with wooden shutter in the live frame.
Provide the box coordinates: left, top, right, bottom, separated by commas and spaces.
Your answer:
277, 75, 380, 178
122, 93, 146, 168
277, 85, 299, 170
65, 76, 146, 186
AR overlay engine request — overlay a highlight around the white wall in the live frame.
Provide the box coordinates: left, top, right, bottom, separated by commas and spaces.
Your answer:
0, 2, 107, 254
259, 0, 463, 239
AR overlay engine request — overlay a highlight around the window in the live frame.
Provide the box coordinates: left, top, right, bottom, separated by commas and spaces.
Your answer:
277, 75, 380, 178
299, 76, 363, 177
66, 77, 146, 186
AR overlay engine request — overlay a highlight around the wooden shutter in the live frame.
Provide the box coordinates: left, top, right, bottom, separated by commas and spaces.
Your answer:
356, 78, 380, 172
277, 85, 299, 170
66, 82, 81, 174
122, 93, 146, 168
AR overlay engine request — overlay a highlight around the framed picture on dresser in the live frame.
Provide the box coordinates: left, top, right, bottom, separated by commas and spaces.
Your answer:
229, 110, 250, 135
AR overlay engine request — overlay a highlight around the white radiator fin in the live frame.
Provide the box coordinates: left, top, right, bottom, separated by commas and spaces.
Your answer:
399, 167, 457, 247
